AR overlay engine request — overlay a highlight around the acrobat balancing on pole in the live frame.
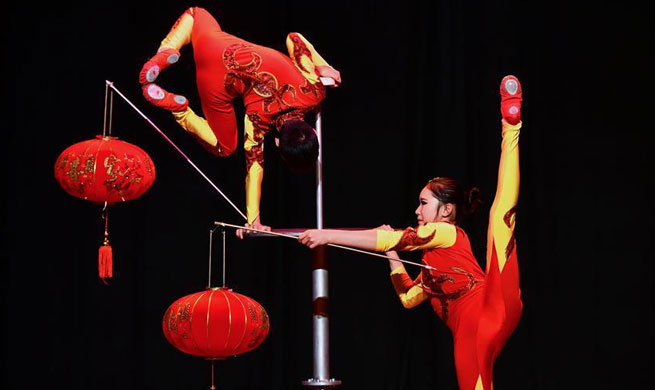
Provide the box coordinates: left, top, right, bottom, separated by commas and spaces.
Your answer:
139, 6, 341, 232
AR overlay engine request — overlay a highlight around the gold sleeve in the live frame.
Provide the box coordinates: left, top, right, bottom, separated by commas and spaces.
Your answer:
158, 9, 194, 51
390, 267, 428, 308
376, 222, 458, 252
286, 32, 330, 83
244, 115, 264, 224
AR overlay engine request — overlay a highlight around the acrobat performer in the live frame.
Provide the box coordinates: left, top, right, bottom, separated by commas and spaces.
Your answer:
299, 76, 524, 390
139, 7, 341, 231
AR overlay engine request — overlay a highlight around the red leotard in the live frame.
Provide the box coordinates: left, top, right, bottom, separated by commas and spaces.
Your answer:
190, 8, 325, 158
378, 119, 523, 390
143, 7, 331, 223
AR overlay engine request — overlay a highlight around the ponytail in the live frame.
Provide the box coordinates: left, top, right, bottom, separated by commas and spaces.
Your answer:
462, 187, 483, 217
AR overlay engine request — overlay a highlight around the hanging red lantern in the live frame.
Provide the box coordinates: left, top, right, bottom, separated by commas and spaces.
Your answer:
54, 135, 156, 203
162, 288, 270, 359
54, 135, 156, 282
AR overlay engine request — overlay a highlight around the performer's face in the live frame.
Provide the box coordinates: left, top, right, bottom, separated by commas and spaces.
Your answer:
416, 187, 441, 225
416, 187, 455, 225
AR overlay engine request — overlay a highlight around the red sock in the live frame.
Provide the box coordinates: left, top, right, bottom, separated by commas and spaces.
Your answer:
142, 84, 188, 112
500, 75, 522, 125
139, 48, 181, 85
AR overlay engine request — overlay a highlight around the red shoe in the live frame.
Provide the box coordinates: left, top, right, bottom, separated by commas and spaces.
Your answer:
142, 83, 188, 112
500, 75, 522, 125
138, 48, 180, 85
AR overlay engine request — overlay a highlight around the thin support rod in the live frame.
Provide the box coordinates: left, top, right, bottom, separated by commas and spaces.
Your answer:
105, 80, 247, 221
109, 89, 114, 136
212, 222, 437, 271
208, 227, 216, 288
222, 230, 226, 288
103, 84, 109, 137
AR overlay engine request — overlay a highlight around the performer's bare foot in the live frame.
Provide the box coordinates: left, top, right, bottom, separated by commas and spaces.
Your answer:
500, 75, 522, 125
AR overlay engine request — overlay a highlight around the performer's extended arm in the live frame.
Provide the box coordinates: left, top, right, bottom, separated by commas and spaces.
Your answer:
298, 222, 457, 251
376, 222, 457, 251
299, 223, 452, 307
244, 115, 265, 225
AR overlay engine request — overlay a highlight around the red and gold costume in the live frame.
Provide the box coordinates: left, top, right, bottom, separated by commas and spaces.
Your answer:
377, 119, 523, 390
141, 7, 331, 223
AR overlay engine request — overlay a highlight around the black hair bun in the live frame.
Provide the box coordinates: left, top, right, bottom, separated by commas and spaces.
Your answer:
464, 187, 484, 216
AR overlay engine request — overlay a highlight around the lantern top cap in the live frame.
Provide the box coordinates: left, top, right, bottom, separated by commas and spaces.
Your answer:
207, 287, 232, 292
95, 135, 119, 141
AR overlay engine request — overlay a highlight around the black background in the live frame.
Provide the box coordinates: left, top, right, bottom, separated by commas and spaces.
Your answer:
3, 1, 653, 389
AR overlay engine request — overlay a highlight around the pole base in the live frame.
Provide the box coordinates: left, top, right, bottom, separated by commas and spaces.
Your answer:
301, 378, 342, 389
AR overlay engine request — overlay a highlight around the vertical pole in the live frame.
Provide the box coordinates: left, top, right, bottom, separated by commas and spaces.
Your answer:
303, 107, 341, 388
314, 108, 328, 380
316, 112, 324, 229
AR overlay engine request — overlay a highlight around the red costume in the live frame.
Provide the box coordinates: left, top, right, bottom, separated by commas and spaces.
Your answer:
140, 7, 332, 223
376, 77, 524, 390
187, 8, 326, 157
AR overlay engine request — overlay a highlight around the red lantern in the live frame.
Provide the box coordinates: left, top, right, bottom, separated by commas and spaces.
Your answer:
54, 135, 156, 282
162, 288, 270, 359
54, 135, 155, 203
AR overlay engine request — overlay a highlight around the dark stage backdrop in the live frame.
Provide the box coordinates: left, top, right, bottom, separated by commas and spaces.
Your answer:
3, 1, 653, 389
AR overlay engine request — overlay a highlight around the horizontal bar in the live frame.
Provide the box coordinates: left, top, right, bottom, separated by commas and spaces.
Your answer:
213, 221, 437, 271
248, 228, 365, 238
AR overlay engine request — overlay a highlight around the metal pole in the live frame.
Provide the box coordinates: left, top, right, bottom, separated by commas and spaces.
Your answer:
303, 106, 341, 388
316, 110, 324, 231
314, 108, 327, 380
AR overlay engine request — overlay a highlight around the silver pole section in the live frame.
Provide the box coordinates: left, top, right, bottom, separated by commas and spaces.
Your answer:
302, 103, 340, 388
316, 110, 324, 230
314, 109, 327, 380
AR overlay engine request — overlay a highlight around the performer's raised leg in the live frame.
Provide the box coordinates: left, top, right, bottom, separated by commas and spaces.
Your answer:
474, 75, 523, 390
186, 7, 239, 156
489, 75, 523, 326
138, 8, 195, 111
139, 7, 240, 156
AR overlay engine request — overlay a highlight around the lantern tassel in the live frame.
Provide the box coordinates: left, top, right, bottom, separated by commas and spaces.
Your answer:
99, 237, 113, 283
99, 203, 112, 284
210, 360, 216, 390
